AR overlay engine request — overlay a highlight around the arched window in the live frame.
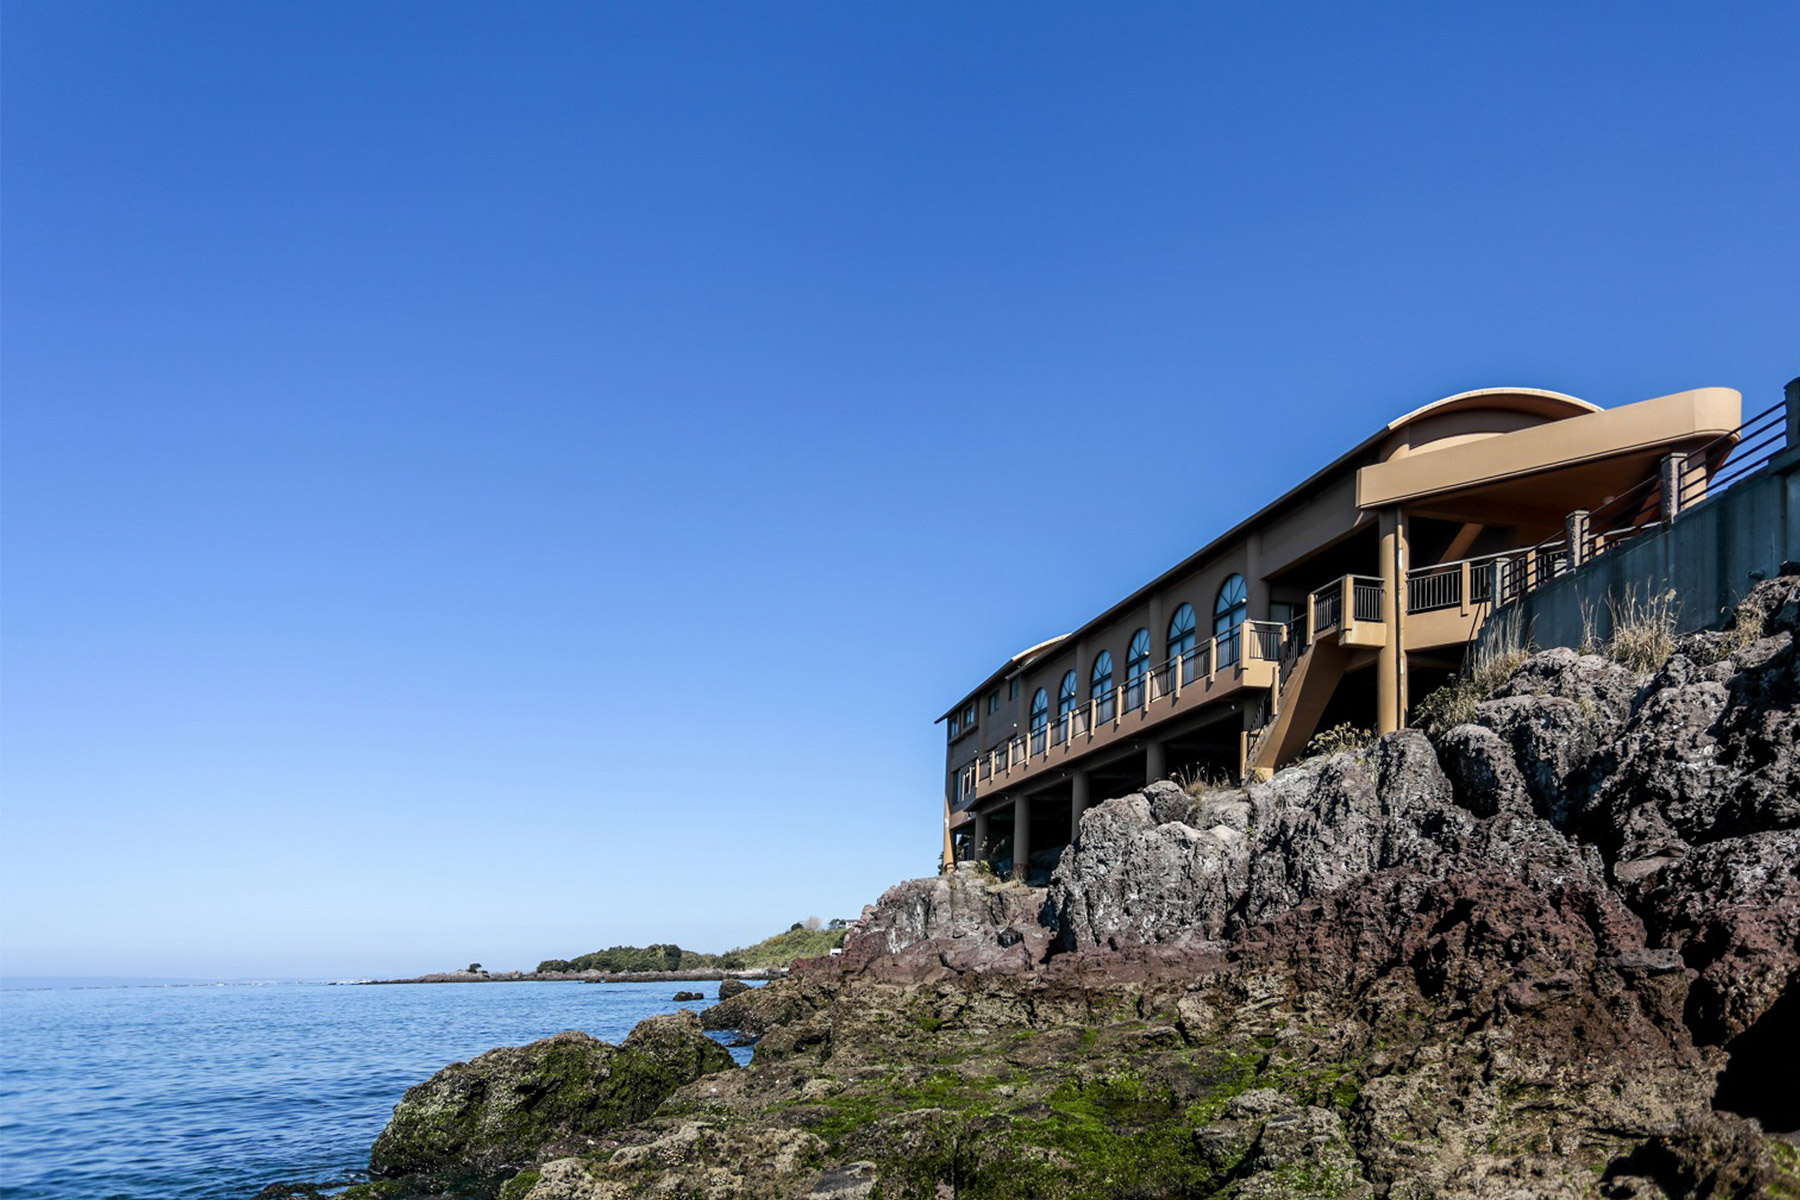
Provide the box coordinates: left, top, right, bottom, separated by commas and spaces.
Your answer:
1029, 687, 1050, 753
1125, 628, 1151, 709
1090, 651, 1115, 723
1168, 603, 1196, 659
1168, 602, 1198, 685
1056, 670, 1078, 742
1215, 574, 1248, 667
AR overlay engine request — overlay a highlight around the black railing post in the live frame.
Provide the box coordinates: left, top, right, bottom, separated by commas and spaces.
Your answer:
1786, 376, 1799, 459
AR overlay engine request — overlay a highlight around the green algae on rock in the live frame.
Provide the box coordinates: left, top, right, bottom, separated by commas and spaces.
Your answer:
367, 1012, 734, 1187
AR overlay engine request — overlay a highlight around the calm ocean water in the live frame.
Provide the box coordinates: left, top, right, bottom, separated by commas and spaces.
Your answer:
0, 979, 755, 1200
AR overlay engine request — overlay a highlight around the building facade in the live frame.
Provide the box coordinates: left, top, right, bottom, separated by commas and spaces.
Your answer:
939, 385, 1743, 880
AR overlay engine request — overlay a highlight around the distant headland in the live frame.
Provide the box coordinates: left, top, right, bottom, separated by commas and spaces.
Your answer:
358, 920, 849, 985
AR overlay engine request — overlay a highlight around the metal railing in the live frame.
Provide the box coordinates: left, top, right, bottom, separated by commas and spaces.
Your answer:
1676, 400, 1788, 508
1485, 395, 1790, 613
1308, 575, 1383, 631
1216, 625, 1242, 669
956, 618, 1292, 801
1408, 563, 1463, 612
1313, 587, 1342, 635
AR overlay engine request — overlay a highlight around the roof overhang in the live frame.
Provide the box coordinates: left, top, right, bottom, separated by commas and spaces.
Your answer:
937, 634, 1070, 721
1356, 386, 1741, 514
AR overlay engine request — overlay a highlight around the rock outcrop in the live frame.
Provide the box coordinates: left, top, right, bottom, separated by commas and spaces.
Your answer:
367, 1013, 735, 1187
829, 864, 1054, 980
326, 574, 1800, 1200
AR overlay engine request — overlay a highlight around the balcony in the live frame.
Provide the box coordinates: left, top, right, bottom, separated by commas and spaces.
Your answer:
1402, 550, 1574, 648
955, 558, 1558, 807
956, 621, 1288, 806
1309, 575, 1386, 648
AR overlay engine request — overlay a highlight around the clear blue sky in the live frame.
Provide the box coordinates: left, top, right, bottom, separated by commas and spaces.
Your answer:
3, 2, 1796, 979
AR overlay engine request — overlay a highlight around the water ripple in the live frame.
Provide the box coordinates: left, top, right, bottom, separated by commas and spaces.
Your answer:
0, 981, 751, 1199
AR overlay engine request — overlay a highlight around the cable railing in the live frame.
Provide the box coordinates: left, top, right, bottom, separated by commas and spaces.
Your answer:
1675, 400, 1787, 507
1480, 394, 1789, 613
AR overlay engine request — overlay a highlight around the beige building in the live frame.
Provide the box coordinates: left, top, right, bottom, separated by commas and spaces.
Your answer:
940, 384, 1743, 880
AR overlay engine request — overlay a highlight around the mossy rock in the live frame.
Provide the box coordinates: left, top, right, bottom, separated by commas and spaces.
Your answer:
368, 1012, 734, 1184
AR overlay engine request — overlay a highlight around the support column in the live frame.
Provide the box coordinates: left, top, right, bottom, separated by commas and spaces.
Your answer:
1011, 795, 1031, 882
1145, 740, 1167, 783
942, 795, 955, 872
1237, 704, 1260, 782
1070, 771, 1091, 843
1660, 452, 1689, 522
1377, 508, 1409, 734
973, 810, 990, 864
1566, 509, 1591, 567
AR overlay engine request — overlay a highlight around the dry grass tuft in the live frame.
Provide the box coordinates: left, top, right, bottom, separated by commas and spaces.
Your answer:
1711, 589, 1773, 663
1302, 723, 1374, 760
1172, 764, 1236, 800
1604, 586, 1679, 673
1414, 610, 1531, 729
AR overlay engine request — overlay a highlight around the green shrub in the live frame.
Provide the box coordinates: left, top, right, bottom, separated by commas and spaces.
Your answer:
536, 925, 848, 976
724, 925, 846, 969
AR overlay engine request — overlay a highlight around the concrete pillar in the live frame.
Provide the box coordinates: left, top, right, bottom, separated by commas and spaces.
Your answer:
1566, 509, 1591, 567
973, 810, 990, 863
1660, 452, 1689, 522
942, 795, 955, 872
1011, 795, 1031, 882
1376, 508, 1408, 734
1145, 739, 1167, 783
1070, 771, 1091, 843
1237, 704, 1259, 782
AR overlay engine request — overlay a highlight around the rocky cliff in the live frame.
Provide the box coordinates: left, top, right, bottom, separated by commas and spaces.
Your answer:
340, 574, 1800, 1200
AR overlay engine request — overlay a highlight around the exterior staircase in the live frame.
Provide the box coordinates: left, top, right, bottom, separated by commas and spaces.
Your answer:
1243, 636, 1351, 778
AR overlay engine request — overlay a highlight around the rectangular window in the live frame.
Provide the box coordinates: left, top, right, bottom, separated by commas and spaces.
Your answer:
987, 691, 999, 714
963, 703, 975, 725
1009, 679, 1020, 700
948, 716, 959, 738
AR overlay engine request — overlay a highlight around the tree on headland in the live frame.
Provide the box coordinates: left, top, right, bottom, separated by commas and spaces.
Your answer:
535, 923, 848, 974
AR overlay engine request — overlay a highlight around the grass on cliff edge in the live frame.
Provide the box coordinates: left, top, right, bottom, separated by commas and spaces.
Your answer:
537, 924, 846, 974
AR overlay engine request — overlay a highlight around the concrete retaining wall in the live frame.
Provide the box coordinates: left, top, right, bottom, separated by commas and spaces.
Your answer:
1477, 451, 1800, 654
